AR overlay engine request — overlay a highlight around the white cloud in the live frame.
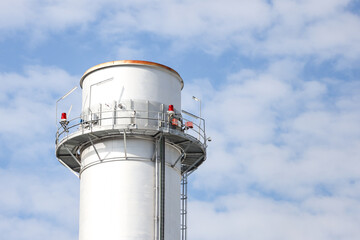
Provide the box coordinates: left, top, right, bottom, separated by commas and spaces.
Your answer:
0, 216, 75, 240
0, 169, 79, 240
0, 65, 80, 237
0, 0, 98, 30
115, 42, 146, 60
0, 66, 81, 239
181, 58, 360, 238
260, 9, 360, 60
0, 66, 80, 137
188, 193, 360, 240
0, 65, 82, 172
95, 0, 360, 61
1, 0, 359, 61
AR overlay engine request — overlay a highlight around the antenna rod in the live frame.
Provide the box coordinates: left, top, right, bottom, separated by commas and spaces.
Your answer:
55, 86, 77, 127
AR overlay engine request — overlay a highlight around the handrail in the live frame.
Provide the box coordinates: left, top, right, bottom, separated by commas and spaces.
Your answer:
56, 109, 207, 146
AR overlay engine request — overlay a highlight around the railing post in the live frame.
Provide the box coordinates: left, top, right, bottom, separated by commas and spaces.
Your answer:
113, 100, 117, 126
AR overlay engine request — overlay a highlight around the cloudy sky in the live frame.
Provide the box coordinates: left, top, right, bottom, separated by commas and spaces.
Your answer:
1, 0, 360, 239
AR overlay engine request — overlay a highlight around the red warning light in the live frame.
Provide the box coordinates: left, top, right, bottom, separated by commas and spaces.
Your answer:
61, 112, 67, 120
168, 105, 174, 112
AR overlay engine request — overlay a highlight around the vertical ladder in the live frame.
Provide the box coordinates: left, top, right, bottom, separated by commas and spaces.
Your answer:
181, 173, 188, 240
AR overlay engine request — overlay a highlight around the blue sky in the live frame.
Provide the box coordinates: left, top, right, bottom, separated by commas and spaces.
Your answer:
1, 0, 360, 239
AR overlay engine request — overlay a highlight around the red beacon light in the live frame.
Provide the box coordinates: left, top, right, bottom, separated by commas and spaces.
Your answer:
167, 104, 175, 115
61, 112, 67, 122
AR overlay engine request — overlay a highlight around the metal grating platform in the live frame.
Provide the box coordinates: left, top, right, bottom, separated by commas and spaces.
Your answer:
56, 102, 207, 175
56, 125, 206, 175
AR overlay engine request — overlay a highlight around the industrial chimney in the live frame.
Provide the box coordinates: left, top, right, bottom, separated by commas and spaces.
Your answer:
55, 60, 207, 240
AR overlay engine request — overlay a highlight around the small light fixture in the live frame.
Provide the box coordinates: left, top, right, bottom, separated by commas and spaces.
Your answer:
192, 96, 200, 101
61, 113, 67, 121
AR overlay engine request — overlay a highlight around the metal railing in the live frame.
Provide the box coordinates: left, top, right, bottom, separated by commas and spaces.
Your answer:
56, 108, 207, 146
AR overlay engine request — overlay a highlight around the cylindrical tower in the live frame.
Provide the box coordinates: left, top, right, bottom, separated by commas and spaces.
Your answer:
55, 60, 207, 240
